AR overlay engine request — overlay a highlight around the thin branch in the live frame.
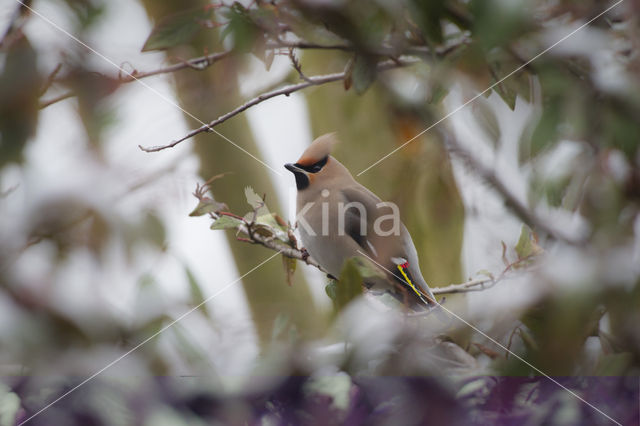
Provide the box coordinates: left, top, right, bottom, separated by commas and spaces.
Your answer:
445, 133, 585, 246
268, 38, 470, 58
118, 50, 231, 83
140, 59, 417, 152
432, 277, 493, 295
39, 63, 63, 97
39, 91, 75, 109
288, 48, 313, 83
38, 51, 232, 110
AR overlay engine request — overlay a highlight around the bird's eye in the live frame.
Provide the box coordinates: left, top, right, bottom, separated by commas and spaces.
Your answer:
309, 156, 328, 173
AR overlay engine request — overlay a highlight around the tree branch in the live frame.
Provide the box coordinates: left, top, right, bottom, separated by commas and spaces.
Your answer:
445, 132, 585, 245
140, 59, 417, 152
117, 50, 232, 83
192, 180, 535, 296
39, 51, 232, 109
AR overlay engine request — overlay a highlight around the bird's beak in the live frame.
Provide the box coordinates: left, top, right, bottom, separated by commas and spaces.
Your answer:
284, 163, 306, 174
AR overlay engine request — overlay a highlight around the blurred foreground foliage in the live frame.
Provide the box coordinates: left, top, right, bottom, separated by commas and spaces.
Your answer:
1, 0, 639, 424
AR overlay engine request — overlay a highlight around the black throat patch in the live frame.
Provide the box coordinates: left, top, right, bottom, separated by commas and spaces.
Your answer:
293, 172, 310, 190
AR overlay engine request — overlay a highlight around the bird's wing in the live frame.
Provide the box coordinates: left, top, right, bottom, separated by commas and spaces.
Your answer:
341, 185, 437, 307
340, 185, 385, 258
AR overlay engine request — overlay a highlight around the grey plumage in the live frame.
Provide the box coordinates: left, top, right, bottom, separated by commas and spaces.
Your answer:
285, 133, 437, 309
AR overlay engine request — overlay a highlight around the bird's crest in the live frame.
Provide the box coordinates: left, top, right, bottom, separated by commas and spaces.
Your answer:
297, 132, 339, 166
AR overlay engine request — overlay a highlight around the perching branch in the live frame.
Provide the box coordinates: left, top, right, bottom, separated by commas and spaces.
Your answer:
140, 59, 417, 152
191, 180, 327, 273
191, 180, 535, 296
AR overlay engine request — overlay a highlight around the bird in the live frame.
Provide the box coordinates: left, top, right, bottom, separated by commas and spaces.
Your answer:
284, 133, 438, 310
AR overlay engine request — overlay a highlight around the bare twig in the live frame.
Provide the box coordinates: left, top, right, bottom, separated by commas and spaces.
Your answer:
267, 38, 470, 58
118, 50, 231, 83
38, 51, 232, 110
140, 59, 417, 152
288, 48, 313, 83
40, 63, 63, 96
39, 91, 75, 109
432, 277, 493, 295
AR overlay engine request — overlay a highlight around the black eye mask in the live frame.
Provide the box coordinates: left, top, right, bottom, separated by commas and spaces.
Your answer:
296, 155, 328, 174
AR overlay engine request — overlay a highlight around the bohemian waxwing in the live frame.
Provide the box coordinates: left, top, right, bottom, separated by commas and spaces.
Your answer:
285, 133, 438, 310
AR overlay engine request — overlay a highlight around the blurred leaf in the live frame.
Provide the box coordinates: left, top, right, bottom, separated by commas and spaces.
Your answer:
595, 353, 633, 376
271, 312, 289, 341
185, 266, 210, 318
487, 53, 531, 111
142, 6, 215, 52
528, 98, 561, 157
282, 255, 296, 286
279, 7, 345, 45
210, 215, 243, 230
86, 211, 110, 259
171, 323, 214, 372
514, 225, 542, 260
470, 0, 532, 50
0, 34, 40, 167
329, 257, 365, 312
63, 69, 120, 145
452, 42, 491, 87
0, 383, 20, 426
189, 198, 227, 217
63, 0, 105, 29
409, 0, 446, 44
142, 211, 166, 248
221, 2, 260, 53
472, 100, 501, 144
352, 55, 376, 95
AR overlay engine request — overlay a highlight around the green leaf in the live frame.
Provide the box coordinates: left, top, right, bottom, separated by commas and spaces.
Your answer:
221, 2, 260, 53
210, 215, 243, 230
185, 266, 210, 318
189, 198, 227, 217
142, 6, 215, 52
282, 255, 296, 286
409, 0, 446, 44
352, 55, 377, 95
329, 257, 365, 312
514, 224, 541, 260
529, 98, 561, 156
470, 0, 532, 50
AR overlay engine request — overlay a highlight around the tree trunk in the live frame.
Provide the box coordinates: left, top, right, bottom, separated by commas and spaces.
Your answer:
140, 0, 322, 347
